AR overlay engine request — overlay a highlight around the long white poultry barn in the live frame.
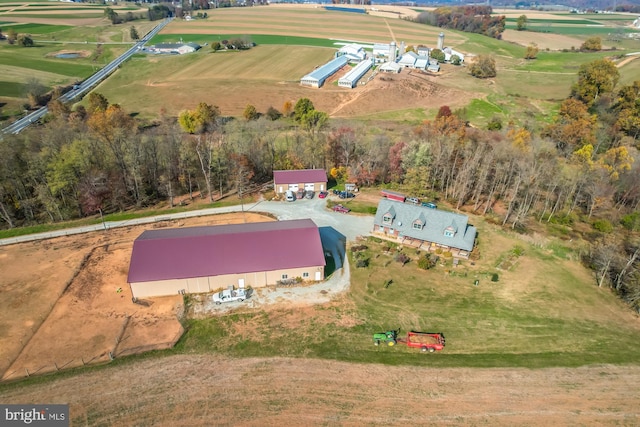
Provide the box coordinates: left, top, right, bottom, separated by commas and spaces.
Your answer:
338, 58, 373, 88
300, 56, 349, 88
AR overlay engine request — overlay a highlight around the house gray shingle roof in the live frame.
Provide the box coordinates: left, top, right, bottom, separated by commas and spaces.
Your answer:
127, 219, 325, 283
373, 199, 476, 252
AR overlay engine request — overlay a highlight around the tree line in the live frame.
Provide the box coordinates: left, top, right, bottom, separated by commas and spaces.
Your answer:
0, 59, 638, 310
412, 6, 506, 39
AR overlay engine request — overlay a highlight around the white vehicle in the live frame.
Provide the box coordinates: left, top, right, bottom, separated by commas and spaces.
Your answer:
285, 190, 296, 202
212, 285, 247, 304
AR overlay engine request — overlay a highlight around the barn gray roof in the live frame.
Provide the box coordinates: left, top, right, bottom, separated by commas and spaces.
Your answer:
303, 56, 348, 81
127, 219, 325, 283
373, 199, 476, 251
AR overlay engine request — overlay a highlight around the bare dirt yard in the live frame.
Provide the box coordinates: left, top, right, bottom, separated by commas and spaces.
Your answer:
1, 355, 639, 425
0, 212, 272, 382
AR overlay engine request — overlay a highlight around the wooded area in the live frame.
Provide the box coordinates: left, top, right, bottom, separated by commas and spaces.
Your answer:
414, 6, 506, 39
0, 59, 639, 310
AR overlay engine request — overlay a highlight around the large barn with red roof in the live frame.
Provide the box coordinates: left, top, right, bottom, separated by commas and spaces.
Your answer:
273, 169, 327, 194
127, 219, 326, 299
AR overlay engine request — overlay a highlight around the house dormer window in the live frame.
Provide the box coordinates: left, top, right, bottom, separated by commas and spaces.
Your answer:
444, 226, 456, 237
413, 213, 426, 231
383, 206, 396, 224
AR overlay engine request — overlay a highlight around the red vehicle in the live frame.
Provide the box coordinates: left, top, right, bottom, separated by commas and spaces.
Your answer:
332, 204, 350, 214
318, 191, 328, 199
400, 331, 445, 352
381, 189, 406, 202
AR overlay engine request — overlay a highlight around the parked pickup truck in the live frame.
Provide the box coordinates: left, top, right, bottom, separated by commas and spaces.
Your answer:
332, 204, 350, 214
212, 285, 247, 304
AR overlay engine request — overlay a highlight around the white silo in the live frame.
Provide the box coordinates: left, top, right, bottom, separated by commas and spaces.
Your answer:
437, 32, 445, 50
389, 41, 397, 61
400, 41, 405, 54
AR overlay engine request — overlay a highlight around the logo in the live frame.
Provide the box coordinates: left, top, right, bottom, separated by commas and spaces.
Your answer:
1, 405, 68, 426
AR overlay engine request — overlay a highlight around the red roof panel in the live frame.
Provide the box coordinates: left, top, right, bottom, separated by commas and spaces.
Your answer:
273, 169, 327, 185
127, 219, 325, 283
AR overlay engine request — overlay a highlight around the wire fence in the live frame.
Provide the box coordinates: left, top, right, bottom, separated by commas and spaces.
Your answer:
1, 247, 98, 382
2, 353, 111, 382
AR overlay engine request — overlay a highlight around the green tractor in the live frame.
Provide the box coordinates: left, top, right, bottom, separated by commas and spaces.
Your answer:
373, 330, 398, 346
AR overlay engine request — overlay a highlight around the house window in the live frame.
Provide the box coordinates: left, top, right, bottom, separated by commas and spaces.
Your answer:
303, 272, 309, 278
379, 225, 384, 232
444, 230, 454, 238
383, 215, 392, 224
412, 222, 422, 230
282, 274, 288, 279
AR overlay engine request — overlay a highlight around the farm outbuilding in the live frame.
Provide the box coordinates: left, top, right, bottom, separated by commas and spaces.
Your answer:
338, 58, 373, 88
416, 46, 430, 57
443, 47, 464, 63
150, 42, 201, 55
379, 61, 401, 73
338, 43, 367, 62
372, 199, 477, 259
398, 51, 418, 68
414, 55, 430, 70
127, 219, 326, 299
273, 169, 327, 194
300, 56, 348, 88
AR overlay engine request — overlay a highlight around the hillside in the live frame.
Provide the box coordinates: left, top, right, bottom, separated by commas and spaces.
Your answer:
1, 355, 639, 425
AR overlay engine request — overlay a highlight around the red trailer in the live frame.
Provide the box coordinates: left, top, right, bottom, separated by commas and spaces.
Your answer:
397, 331, 446, 353
381, 189, 406, 202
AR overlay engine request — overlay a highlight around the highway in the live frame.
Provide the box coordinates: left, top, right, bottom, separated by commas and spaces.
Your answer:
0, 17, 173, 136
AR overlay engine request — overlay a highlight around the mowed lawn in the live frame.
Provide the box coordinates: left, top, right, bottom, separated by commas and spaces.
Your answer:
177, 217, 640, 368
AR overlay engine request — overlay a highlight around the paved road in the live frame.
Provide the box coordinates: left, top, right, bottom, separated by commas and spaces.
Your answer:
0, 196, 373, 246
0, 17, 173, 136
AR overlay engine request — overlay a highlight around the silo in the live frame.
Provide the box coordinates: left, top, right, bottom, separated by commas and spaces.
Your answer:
437, 32, 445, 50
400, 41, 405, 55
389, 41, 397, 61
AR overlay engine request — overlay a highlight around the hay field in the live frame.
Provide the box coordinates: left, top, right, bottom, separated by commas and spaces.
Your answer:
166, 4, 467, 47
0, 1, 146, 26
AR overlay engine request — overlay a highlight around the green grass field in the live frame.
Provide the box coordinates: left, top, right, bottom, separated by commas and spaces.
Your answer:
151, 33, 342, 48
0, 23, 71, 33
4, 13, 104, 19
519, 25, 635, 36
175, 223, 640, 368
